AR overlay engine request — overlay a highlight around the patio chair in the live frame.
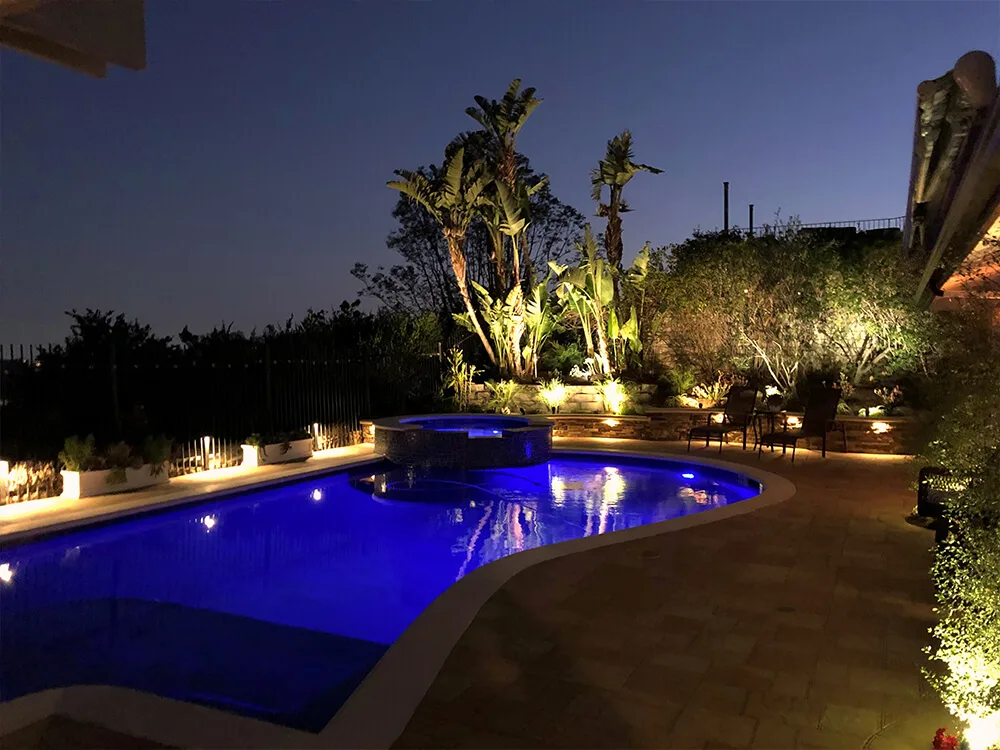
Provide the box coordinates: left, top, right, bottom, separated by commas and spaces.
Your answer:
687, 385, 758, 453
757, 384, 845, 462
917, 466, 958, 544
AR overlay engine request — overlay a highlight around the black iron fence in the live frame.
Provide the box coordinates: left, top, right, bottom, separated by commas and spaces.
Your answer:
1, 341, 442, 502
730, 216, 905, 238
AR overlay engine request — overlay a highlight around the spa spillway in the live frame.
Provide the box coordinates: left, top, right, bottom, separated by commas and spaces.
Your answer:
371, 414, 553, 469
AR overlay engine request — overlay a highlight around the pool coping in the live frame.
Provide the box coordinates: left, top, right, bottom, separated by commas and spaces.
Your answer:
0, 446, 380, 548
0, 445, 796, 750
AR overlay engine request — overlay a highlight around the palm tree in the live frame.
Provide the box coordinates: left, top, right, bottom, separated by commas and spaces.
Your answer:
466, 78, 541, 195
465, 79, 542, 287
388, 148, 497, 365
590, 131, 662, 278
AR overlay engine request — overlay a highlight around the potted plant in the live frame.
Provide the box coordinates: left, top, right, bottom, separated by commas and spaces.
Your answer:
60, 434, 172, 499
764, 385, 785, 412
241, 429, 313, 467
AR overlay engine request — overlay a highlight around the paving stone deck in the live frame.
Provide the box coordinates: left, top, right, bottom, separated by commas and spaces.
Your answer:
394, 440, 951, 749
1, 440, 952, 749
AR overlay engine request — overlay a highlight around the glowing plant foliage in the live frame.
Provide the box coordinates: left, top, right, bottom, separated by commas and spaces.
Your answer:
443, 348, 479, 411
690, 371, 741, 408
920, 300, 1000, 750
484, 379, 521, 414
538, 378, 568, 413
599, 378, 628, 415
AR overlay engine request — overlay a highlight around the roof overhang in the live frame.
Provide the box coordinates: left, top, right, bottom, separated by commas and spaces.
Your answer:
0, 0, 145, 77
903, 51, 1000, 308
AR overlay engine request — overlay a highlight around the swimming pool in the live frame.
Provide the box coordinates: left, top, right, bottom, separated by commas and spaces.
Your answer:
0, 453, 759, 731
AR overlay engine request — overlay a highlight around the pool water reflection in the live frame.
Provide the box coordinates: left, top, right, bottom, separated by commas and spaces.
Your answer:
0, 453, 758, 731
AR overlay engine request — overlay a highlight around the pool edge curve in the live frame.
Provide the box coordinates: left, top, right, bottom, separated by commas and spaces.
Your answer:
0, 446, 796, 750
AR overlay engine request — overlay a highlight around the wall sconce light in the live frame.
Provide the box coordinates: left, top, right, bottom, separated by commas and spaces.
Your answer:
602, 418, 620, 427
871, 421, 891, 434
785, 416, 802, 429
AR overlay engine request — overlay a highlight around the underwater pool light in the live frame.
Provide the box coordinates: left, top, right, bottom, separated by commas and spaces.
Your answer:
681, 472, 695, 480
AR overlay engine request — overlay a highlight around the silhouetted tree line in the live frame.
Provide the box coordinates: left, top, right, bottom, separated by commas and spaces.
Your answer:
1, 304, 442, 461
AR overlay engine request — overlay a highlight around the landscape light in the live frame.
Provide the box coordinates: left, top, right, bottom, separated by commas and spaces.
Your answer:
681, 472, 695, 480
964, 712, 1000, 750
786, 416, 802, 429
871, 421, 891, 434
602, 418, 619, 427
539, 379, 569, 412
600, 379, 628, 415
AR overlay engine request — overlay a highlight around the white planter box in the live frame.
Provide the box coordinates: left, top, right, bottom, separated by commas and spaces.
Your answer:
241, 438, 313, 468
61, 463, 169, 499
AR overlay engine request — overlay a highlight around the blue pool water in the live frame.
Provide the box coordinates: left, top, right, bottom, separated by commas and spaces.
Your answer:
0, 453, 759, 731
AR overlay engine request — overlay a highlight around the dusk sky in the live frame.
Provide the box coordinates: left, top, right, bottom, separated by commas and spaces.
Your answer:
2, 1, 997, 345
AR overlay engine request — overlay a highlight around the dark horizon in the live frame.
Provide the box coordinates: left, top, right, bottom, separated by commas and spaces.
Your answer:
2, 0, 997, 345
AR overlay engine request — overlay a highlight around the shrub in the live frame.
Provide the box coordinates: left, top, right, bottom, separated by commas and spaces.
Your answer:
59, 434, 174, 483
659, 367, 697, 399
103, 442, 143, 484
245, 429, 312, 455
539, 339, 587, 378
484, 380, 521, 414
598, 378, 628, 415
141, 435, 173, 475
690, 371, 742, 408
920, 299, 1000, 750
443, 347, 479, 411
538, 378, 568, 413
59, 434, 98, 472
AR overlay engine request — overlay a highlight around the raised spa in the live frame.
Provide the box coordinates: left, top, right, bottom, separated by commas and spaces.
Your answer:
372, 414, 553, 469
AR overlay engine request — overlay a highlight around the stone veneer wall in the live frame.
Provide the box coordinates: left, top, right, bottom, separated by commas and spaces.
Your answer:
362, 411, 915, 455
468, 383, 656, 415
372, 424, 552, 468
550, 411, 915, 455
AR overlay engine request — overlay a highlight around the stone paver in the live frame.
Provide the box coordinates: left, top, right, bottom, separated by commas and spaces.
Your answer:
393, 440, 952, 749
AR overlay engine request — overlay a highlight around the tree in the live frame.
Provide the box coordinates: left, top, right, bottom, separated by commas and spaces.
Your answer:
464, 79, 542, 287
550, 225, 644, 378
387, 147, 497, 364
360, 158, 583, 318
660, 228, 832, 392
590, 130, 662, 296
820, 239, 933, 385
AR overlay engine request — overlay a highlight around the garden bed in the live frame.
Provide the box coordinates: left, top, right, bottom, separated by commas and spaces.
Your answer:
467, 383, 657, 414
61, 464, 169, 499
241, 438, 313, 467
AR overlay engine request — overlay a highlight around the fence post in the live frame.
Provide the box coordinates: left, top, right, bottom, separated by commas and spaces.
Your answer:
110, 341, 122, 439
264, 339, 274, 433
